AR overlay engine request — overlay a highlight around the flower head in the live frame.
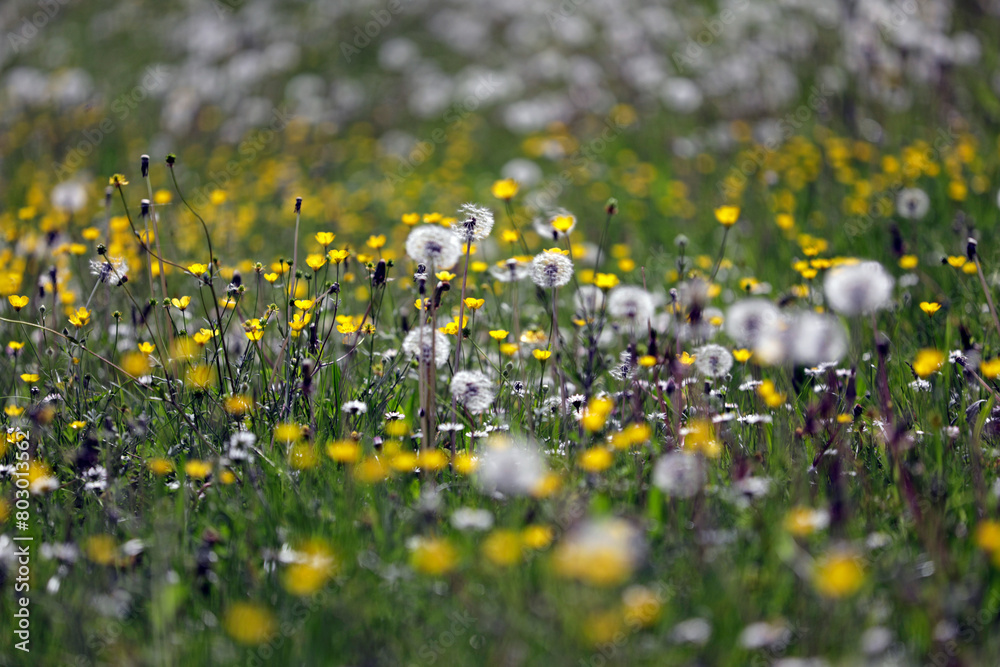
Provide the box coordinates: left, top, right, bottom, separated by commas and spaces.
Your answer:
896, 188, 930, 220
693, 344, 733, 378
652, 452, 705, 498
489, 257, 531, 282
823, 261, 894, 316
491, 179, 519, 200
405, 225, 461, 269
401, 326, 452, 368
476, 435, 549, 497
452, 203, 495, 243
607, 286, 654, 330
533, 208, 577, 240
90, 256, 130, 286
530, 251, 574, 289
725, 299, 782, 348
450, 370, 495, 414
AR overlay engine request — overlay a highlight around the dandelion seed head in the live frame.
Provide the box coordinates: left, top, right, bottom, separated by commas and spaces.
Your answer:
450, 370, 495, 414
790, 311, 848, 365
476, 435, 548, 497
896, 187, 930, 220
607, 286, 654, 329
453, 203, 494, 242
401, 326, 451, 368
823, 260, 894, 316
725, 299, 782, 347
89, 257, 130, 286
51, 180, 88, 213
405, 225, 461, 269
694, 344, 733, 378
489, 257, 531, 282
652, 452, 705, 498
530, 251, 573, 288
574, 285, 606, 313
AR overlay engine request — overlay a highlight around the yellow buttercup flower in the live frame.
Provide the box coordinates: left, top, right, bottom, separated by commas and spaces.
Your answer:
758, 379, 786, 408
813, 551, 865, 598
315, 232, 336, 246
919, 302, 941, 315
223, 603, 277, 646
579, 447, 614, 473
409, 537, 459, 576
593, 273, 619, 289
171, 296, 191, 311
491, 178, 519, 200
714, 205, 740, 226
912, 349, 944, 378
980, 358, 1000, 379
185, 365, 215, 390
551, 215, 575, 233
8, 295, 29, 311
328, 249, 351, 265
68, 307, 91, 328
532, 349, 552, 361
184, 460, 213, 479
137, 341, 155, 354
733, 348, 752, 363
305, 254, 327, 271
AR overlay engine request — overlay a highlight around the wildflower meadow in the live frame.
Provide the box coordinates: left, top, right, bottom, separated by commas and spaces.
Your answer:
3, 1, 1000, 665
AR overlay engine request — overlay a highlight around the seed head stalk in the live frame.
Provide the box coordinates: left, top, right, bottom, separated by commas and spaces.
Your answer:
143, 157, 172, 345
167, 157, 236, 393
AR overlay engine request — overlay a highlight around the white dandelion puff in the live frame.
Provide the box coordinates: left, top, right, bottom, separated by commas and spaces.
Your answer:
574, 285, 606, 313
489, 257, 531, 282
652, 452, 705, 498
405, 225, 461, 269
51, 180, 88, 213
725, 299, 782, 347
694, 344, 733, 378
89, 256, 130, 286
452, 203, 494, 243
823, 261, 894, 316
607, 286, 655, 330
896, 188, 930, 220
401, 326, 451, 368
476, 435, 548, 497
789, 311, 848, 365
449, 370, 495, 414
530, 251, 573, 288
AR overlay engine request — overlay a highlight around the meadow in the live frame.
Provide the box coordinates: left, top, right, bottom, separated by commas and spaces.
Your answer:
3, 1, 1000, 665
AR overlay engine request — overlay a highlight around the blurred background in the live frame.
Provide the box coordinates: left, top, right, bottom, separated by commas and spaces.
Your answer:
1, 0, 998, 252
